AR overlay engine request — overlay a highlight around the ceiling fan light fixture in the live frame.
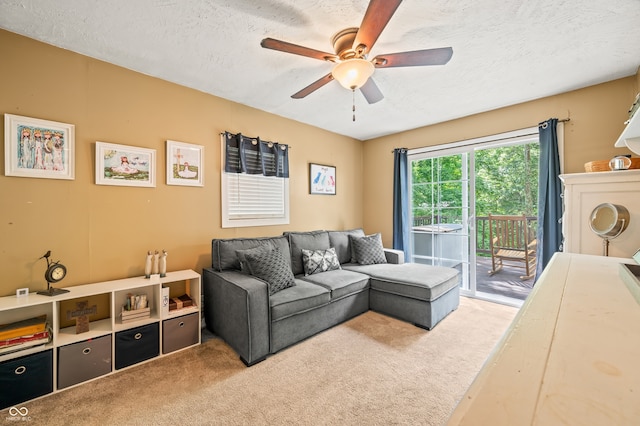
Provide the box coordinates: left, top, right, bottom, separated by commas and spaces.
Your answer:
331, 59, 374, 90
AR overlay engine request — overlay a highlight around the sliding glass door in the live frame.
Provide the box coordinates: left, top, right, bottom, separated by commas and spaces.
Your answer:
408, 130, 540, 304
410, 152, 472, 291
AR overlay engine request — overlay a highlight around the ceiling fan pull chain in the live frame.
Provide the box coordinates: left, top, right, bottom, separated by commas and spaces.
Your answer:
352, 89, 356, 122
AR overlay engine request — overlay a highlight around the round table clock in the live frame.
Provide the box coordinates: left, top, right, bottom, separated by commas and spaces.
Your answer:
37, 250, 70, 296
45, 262, 67, 284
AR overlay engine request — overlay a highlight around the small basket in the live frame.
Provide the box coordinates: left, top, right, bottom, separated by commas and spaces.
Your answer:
121, 307, 151, 323
584, 158, 640, 172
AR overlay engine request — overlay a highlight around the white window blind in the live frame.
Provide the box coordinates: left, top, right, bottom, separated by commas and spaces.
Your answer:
226, 173, 286, 219
221, 132, 290, 228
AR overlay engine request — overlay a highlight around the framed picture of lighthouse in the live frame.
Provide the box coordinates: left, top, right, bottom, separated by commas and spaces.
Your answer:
166, 140, 204, 187
4, 114, 75, 180
309, 163, 336, 195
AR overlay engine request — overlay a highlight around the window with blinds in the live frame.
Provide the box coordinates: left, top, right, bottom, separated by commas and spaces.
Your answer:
221, 132, 290, 228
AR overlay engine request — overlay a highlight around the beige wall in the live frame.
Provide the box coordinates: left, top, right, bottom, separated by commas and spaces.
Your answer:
363, 75, 639, 247
1, 29, 638, 296
0, 30, 363, 296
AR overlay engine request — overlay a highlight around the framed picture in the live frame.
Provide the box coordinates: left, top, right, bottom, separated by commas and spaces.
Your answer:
4, 114, 75, 180
309, 163, 336, 195
95, 142, 155, 187
166, 140, 204, 186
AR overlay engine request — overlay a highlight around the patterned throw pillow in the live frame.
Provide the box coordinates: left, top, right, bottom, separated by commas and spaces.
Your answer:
350, 233, 387, 265
301, 247, 342, 276
244, 246, 296, 295
236, 244, 273, 274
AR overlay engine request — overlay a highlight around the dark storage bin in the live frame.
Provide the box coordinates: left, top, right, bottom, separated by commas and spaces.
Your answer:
0, 349, 53, 409
58, 335, 112, 389
115, 322, 159, 370
162, 312, 199, 354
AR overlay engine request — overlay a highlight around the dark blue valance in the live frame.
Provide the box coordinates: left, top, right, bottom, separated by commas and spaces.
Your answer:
224, 131, 289, 178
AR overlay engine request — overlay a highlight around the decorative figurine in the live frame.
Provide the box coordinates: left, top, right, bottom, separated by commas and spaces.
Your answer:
159, 249, 167, 277
152, 250, 159, 275
144, 250, 153, 278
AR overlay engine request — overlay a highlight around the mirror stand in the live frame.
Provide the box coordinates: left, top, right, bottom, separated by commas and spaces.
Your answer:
589, 203, 629, 256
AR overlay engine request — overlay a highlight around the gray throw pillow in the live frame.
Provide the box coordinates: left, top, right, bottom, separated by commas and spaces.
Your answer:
244, 246, 296, 295
301, 247, 341, 276
350, 233, 387, 265
236, 244, 273, 274
328, 228, 365, 264
285, 231, 331, 276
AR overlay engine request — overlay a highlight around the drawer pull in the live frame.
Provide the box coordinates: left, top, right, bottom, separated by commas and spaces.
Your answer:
179, 321, 185, 328
15, 366, 26, 375
83, 347, 92, 355
134, 333, 142, 340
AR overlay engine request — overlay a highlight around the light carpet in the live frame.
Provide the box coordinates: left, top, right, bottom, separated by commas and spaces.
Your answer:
18, 297, 517, 425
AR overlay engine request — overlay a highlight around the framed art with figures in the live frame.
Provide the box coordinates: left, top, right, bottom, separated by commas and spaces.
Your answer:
4, 114, 75, 180
166, 140, 204, 187
95, 142, 156, 187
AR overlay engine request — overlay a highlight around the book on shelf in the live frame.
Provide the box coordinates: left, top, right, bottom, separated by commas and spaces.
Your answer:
124, 293, 148, 311
161, 286, 170, 317
0, 341, 48, 356
0, 314, 47, 341
0, 330, 51, 355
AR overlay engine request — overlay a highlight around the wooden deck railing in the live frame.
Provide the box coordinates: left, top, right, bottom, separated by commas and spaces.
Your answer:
412, 215, 537, 255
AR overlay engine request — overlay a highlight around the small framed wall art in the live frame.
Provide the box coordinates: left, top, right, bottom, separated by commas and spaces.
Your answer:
166, 140, 204, 186
4, 113, 75, 180
309, 163, 336, 195
95, 142, 156, 187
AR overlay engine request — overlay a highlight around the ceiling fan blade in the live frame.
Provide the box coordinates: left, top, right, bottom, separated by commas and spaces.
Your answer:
352, 0, 402, 54
372, 47, 453, 68
360, 78, 384, 104
261, 38, 338, 62
291, 73, 334, 99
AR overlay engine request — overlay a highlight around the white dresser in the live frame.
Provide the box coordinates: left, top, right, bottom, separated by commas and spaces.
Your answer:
560, 170, 640, 258
447, 252, 640, 425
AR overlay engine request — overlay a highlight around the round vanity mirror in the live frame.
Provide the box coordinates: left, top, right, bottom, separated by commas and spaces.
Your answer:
588, 203, 630, 256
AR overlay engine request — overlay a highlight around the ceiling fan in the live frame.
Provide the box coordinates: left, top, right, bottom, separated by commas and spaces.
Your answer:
260, 0, 453, 105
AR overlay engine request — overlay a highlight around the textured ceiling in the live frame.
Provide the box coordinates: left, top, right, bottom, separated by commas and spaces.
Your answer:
1, 0, 640, 140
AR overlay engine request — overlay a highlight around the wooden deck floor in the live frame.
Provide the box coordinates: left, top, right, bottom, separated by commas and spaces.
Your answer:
475, 256, 534, 301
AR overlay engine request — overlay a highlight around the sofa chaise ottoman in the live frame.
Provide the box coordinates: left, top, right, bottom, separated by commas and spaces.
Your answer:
203, 229, 460, 366
343, 262, 460, 330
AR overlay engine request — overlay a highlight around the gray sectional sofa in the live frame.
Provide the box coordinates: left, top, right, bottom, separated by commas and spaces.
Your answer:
203, 229, 460, 366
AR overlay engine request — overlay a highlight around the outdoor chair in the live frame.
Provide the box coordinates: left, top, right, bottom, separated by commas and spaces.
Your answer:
488, 214, 537, 280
